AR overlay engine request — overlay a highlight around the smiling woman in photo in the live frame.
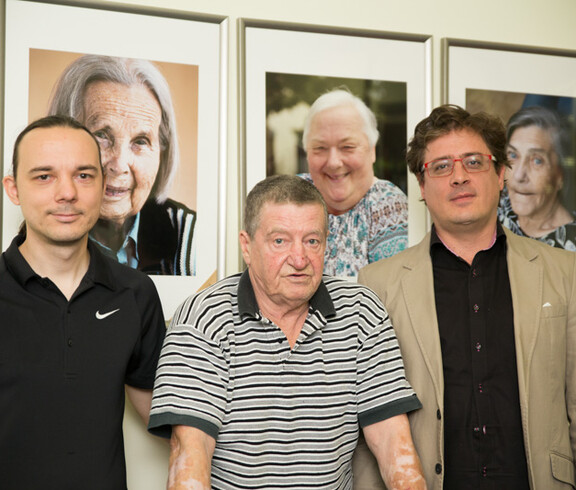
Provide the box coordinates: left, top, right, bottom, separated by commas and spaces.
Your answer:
300, 89, 408, 278
498, 105, 576, 250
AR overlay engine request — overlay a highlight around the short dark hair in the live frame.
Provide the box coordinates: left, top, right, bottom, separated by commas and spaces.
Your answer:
10, 115, 102, 238
407, 104, 508, 182
11, 115, 102, 179
244, 175, 328, 237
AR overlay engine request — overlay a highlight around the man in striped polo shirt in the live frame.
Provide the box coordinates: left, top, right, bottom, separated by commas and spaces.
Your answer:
149, 175, 425, 489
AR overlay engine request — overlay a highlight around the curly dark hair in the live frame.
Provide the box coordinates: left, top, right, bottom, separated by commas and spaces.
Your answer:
407, 104, 508, 182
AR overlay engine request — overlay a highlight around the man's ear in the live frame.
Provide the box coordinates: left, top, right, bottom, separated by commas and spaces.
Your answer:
239, 230, 251, 267
3, 175, 20, 206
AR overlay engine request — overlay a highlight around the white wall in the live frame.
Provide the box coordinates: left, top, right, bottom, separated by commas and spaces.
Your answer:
88, 0, 576, 276
3, 0, 576, 488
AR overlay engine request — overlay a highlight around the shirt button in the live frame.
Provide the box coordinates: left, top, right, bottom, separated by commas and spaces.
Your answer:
67, 338, 73, 347
435, 463, 442, 474
436, 409, 441, 420
472, 269, 478, 278
478, 383, 483, 393
474, 426, 480, 433
473, 304, 480, 313
475, 342, 482, 352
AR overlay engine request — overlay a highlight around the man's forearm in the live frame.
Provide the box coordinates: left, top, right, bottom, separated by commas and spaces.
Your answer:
168, 426, 214, 490
378, 436, 426, 490
364, 414, 427, 490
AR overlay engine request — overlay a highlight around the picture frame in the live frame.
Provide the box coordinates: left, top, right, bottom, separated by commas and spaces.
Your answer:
443, 39, 576, 249
2, 0, 228, 316
240, 19, 432, 246
442, 39, 576, 107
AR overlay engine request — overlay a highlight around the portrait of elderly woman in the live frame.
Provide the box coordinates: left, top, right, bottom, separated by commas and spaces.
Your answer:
301, 89, 408, 277
498, 105, 576, 250
47, 54, 196, 275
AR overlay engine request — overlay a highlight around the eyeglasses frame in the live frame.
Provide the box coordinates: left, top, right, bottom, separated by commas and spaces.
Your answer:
422, 153, 497, 178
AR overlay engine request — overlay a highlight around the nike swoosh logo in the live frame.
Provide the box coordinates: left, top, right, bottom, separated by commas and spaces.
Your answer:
95, 308, 120, 320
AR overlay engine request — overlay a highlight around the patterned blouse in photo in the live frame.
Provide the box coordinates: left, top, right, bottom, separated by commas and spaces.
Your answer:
498, 188, 576, 251
301, 174, 408, 277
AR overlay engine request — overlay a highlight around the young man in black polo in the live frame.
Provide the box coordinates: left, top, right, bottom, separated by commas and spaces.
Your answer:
0, 116, 166, 490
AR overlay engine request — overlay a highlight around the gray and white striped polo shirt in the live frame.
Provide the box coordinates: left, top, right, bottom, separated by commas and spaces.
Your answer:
149, 271, 421, 489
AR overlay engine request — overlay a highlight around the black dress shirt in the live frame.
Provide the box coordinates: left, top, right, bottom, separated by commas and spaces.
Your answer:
430, 224, 530, 489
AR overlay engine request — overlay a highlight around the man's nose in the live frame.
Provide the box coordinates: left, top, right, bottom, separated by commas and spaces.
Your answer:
450, 159, 470, 185
288, 242, 308, 268
55, 176, 78, 202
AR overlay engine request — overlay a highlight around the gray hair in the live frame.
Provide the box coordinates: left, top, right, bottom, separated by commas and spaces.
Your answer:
48, 54, 179, 203
507, 106, 571, 168
302, 89, 379, 149
244, 175, 328, 238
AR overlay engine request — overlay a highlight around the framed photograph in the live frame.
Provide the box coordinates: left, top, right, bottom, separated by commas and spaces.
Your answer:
443, 39, 576, 250
2, 0, 227, 315
240, 20, 432, 246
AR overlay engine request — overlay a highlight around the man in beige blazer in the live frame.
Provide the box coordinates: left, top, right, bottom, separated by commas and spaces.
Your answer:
355, 105, 576, 489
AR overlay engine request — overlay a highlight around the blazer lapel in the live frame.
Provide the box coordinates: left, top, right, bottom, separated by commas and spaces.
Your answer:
505, 230, 542, 395
400, 239, 445, 398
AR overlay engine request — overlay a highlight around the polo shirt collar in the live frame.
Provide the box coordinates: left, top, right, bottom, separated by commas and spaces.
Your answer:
3, 234, 116, 291
238, 269, 336, 320
87, 239, 118, 291
4, 234, 35, 286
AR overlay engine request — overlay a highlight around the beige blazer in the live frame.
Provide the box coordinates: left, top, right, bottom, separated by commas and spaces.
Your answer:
354, 227, 576, 489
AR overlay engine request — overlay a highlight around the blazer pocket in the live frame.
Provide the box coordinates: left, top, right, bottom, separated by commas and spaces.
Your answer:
550, 451, 576, 487
541, 304, 567, 318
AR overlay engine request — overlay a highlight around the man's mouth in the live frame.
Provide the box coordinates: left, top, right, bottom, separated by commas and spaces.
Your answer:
50, 210, 82, 222
450, 192, 475, 202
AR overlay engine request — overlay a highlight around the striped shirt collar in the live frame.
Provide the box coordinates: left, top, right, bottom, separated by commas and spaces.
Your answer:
238, 269, 336, 321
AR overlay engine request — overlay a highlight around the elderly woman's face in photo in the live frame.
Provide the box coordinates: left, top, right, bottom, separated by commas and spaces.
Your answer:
506, 125, 563, 220
82, 81, 162, 225
305, 105, 375, 216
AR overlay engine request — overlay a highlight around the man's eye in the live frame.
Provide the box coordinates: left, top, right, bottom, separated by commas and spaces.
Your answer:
507, 150, 518, 161
308, 239, 319, 245
36, 174, 50, 181
274, 238, 284, 245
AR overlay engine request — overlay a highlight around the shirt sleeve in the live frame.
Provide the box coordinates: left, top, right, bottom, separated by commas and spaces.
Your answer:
368, 180, 408, 263
124, 275, 166, 390
148, 296, 229, 439
356, 288, 421, 428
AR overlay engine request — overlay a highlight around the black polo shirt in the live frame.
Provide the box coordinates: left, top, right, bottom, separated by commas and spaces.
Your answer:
0, 235, 166, 490
430, 224, 529, 490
